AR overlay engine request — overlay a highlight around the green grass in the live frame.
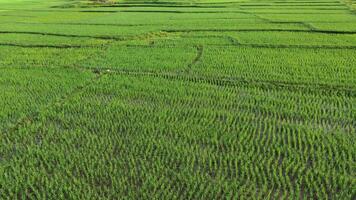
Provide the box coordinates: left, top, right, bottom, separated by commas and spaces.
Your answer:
0, 0, 355, 199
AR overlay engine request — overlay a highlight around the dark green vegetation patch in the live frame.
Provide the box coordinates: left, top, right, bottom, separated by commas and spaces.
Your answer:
0, 0, 355, 199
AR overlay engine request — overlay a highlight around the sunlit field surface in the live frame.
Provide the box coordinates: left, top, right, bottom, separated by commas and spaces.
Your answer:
0, 0, 355, 199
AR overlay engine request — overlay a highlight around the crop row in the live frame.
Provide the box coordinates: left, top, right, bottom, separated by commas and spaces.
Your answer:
1, 74, 354, 199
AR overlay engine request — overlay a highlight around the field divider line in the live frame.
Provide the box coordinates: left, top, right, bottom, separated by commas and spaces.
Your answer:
0, 31, 124, 41
239, 3, 345, 7
2, 42, 355, 50
0, 31, 173, 46
163, 29, 356, 34
184, 45, 203, 73
80, 10, 251, 14
240, 7, 349, 11
241, 12, 352, 14
82, 67, 356, 97
79, 4, 227, 9
0, 43, 103, 49
233, 43, 356, 49
125, 42, 356, 50
2, 72, 105, 135
9, 22, 154, 27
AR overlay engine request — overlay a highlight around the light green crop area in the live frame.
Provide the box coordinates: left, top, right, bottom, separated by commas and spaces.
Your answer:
0, 0, 355, 199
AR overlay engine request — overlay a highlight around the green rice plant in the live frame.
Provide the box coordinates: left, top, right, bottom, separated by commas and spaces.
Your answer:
0, 0, 355, 198
192, 46, 356, 88
1, 74, 355, 198
0, 67, 94, 131
0, 46, 102, 68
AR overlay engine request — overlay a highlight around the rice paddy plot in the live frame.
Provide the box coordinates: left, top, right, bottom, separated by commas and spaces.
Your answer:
81, 44, 198, 72
311, 21, 356, 31
0, 0, 355, 198
0, 67, 94, 132
0, 33, 110, 47
189, 46, 356, 88
0, 46, 102, 68
1, 74, 354, 199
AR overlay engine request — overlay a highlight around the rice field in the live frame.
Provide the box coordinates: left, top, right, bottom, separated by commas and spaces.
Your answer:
0, 0, 355, 199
